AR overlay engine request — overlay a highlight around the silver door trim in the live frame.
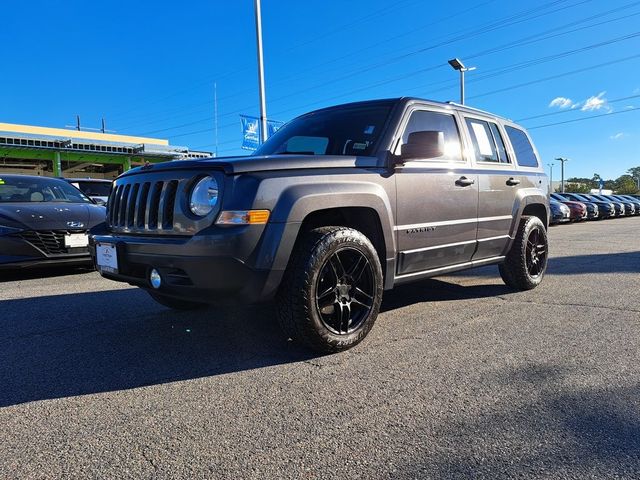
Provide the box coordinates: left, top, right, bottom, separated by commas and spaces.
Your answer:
402, 239, 476, 255
477, 234, 511, 243
394, 255, 505, 280
394, 215, 512, 231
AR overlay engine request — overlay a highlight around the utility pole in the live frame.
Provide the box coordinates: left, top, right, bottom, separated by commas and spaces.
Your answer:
254, 0, 268, 144
547, 163, 554, 193
555, 157, 569, 193
214, 82, 219, 157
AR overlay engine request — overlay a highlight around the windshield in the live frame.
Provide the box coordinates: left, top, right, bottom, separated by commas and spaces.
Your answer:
0, 176, 92, 203
73, 181, 112, 197
254, 104, 393, 157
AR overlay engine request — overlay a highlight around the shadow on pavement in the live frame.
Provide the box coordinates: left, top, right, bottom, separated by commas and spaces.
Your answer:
0, 288, 315, 407
0, 274, 514, 407
0, 265, 94, 283
398, 363, 640, 478
451, 251, 640, 278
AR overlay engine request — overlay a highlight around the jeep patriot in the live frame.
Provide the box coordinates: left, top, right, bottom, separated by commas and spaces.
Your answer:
91, 98, 550, 352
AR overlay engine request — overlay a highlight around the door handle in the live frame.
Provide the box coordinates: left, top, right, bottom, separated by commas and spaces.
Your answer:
455, 176, 475, 187
506, 177, 521, 186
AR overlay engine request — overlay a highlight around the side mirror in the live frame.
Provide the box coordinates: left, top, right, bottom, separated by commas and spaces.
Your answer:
401, 131, 445, 160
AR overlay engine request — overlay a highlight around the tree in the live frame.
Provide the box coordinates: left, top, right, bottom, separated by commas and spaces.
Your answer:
627, 166, 640, 180
560, 182, 590, 193
614, 175, 639, 194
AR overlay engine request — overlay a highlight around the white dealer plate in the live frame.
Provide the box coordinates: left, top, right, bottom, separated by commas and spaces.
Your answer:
65, 233, 89, 248
96, 242, 118, 273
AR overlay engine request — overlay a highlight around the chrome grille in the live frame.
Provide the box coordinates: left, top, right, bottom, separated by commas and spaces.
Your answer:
16, 230, 88, 255
109, 180, 175, 231
106, 172, 219, 235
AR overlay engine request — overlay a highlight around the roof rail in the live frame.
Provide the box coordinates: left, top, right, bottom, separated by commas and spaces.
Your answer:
446, 101, 512, 122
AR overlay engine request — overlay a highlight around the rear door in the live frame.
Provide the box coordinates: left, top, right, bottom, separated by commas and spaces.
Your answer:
393, 105, 479, 276
461, 115, 519, 260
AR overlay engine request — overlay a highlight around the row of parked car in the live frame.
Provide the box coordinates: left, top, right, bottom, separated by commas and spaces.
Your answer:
549, 192, 640, 224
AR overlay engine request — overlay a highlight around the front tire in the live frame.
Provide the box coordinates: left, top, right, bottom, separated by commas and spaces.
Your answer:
147, 290, 208, 310
499, 215, 548, 291
277, 226, 384, 353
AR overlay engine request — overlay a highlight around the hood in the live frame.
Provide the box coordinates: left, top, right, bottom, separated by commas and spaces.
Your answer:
562, 200, 585, 208
120, 154, 380, 178
0, 203, 106, 231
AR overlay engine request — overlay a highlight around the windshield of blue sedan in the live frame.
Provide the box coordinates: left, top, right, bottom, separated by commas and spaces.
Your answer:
254, 104, 393, 157
0, 177, 92, 203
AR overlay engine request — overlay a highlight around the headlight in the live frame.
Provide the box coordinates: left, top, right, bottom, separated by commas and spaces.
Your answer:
189, 176, 219, 216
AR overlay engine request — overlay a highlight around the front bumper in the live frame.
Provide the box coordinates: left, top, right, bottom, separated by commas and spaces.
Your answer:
0, 232, 91, 269
89, 223, 288, 304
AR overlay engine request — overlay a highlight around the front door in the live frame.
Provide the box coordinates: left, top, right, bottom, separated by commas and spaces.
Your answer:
394, 107, 478, 276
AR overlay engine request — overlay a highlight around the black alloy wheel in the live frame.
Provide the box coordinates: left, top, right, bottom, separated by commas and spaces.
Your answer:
499, 215, 548, 291
277, 226, 383, 353
315, 247, 375, 335
525, 225, 547, 278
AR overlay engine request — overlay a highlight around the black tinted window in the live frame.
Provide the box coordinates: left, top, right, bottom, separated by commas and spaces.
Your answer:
490, 123, 509, 163
254, 104, 392, 157
398, 110, 462, 161
505, 126, 538, 167
0, 176, 91, 203
465, 118, 501, 163
77, 181, 112, 196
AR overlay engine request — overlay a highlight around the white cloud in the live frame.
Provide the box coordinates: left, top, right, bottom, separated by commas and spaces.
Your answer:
610, 132, 625, 140
549, 97, 574, 109
581, 91, 610, 112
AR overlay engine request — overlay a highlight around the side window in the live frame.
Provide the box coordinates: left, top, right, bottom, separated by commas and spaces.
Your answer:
396, 110, 463, 161
465, 118, 499, 163
505, 126, 539, 167
489, 123, 510, 163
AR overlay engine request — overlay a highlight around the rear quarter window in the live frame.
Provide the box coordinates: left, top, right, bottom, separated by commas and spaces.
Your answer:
505, 126, 539, 168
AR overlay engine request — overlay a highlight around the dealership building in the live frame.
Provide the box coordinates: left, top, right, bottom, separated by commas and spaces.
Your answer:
0, 122, 211, 179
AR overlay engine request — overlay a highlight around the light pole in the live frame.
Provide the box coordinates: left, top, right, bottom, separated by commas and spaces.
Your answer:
547, 163, 554, 193
254, 0, 268, 144
555, 157, 569, 193
448, 58, 476, 105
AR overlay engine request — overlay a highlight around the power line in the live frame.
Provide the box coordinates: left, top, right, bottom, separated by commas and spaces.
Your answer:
516, 94, 640, 122
112, 0, 500, 129
528, 106, 640, 129
468, 53, 640, 100
116, 0, 585, 130
107, 0, 425, 121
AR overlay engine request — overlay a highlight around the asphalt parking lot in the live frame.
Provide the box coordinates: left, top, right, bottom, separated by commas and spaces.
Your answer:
1, 217, 639, 479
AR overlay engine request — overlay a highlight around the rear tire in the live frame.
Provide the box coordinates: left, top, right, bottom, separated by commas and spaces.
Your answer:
499, 215, 548, 291
147, 290, 208, 310
277, 226, 383, 353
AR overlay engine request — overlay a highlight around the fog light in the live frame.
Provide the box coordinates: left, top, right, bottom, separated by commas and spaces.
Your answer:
150, 269, 162, 289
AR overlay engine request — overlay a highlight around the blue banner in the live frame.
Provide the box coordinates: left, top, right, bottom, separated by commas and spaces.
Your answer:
240, 115, 283, 151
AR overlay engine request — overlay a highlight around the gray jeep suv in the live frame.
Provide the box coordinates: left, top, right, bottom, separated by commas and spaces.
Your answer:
90, 98, 549, 352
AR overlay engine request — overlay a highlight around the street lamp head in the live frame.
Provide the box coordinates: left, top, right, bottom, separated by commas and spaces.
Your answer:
448, 58, 465, 71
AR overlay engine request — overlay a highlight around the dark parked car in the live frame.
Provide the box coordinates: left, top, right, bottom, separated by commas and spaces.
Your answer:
551, 193, 598, 220
549, 199, 571, 224
611, 194, 640, 215
64, 178, 112, 206
550, 193, 588, 221
0, 174, 106, 268
563, 193, 615, 219
589, 194, 630, 216
90, 97, 550, 352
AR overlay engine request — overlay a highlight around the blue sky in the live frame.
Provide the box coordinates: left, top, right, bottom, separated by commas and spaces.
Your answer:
2, 0, 640, 180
